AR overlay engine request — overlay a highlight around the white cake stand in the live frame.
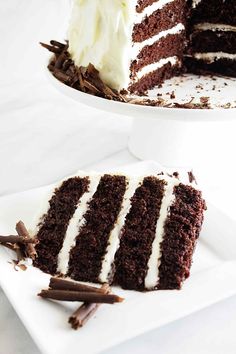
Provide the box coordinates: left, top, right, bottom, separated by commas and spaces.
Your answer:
46, 68, 236, 174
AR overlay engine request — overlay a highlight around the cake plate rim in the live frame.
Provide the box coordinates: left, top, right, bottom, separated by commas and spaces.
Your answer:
45, 65, 236, 123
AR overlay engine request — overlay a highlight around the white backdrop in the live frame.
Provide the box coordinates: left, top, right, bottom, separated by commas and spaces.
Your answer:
1, 2, 236, 354
0, 0, 132, 196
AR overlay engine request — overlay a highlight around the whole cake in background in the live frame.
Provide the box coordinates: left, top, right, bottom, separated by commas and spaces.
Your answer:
186, 0, 236, 77
32, 171, 206, 291
66, 0, 236, 94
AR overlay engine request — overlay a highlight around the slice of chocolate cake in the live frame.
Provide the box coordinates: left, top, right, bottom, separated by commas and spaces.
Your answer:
33, 171, 206, 291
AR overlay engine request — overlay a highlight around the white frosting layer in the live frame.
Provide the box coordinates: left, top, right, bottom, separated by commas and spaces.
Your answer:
145, 176, 180, 289
194, 23, 236, 32
134, 56, 179, 81
68, 0, 184, 91
57, 174, 101, 274
99, 176, 142, 283
193, 52, 236, 63
135, 0, 175, 23
192, 0, 202, 9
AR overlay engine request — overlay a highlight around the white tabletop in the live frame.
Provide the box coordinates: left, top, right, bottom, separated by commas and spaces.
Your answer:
1, 1, 236, 354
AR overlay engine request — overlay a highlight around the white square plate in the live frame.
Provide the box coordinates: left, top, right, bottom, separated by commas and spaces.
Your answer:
0, 161, 236, 354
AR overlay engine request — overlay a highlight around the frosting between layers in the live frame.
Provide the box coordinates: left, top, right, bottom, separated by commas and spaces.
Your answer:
194, 23, 236, 32
193, 52, 236, 63
57, 173, 101, 274
99, 176, 143, 283
134, 56, 180, 81
191, 0, 202, 8
135, 0, 175, 23
144, 176, 180, 289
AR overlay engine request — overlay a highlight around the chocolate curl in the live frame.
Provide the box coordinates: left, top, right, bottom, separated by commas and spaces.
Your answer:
0, 235, 34, 244
69, 284, 110, 329
40, 42, 62, 54
50, 40, 67, 49
15, 221, 37, 260
0, 235, 24, 261
49, 277, 107, 293
38, 289, 124, 304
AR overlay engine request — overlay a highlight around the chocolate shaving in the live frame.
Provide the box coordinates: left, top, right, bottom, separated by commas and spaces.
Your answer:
38, 289, 124, 304
16, 221, 37, 260
188, 171, 197, 184
40, 40, 230, 109
0, 235, 35, 244
41, 41, 127, 102
69, 283, 110, 329
49, 277, 108, 293
12, 260, 27, 272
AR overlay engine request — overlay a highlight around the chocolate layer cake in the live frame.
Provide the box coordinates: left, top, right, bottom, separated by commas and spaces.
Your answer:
33, 171, 206, 291
59, 0, 236, 95
185, 0, 236, 77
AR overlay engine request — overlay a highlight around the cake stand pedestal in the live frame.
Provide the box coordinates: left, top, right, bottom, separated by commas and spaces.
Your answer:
128, 114, 236, 169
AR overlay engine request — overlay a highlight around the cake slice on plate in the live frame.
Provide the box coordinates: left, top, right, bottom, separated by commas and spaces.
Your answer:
33, 171, 206, 291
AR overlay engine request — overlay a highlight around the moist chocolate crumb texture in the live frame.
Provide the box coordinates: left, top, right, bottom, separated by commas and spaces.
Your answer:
43, 0, 236, 96
32, 171, 206, 291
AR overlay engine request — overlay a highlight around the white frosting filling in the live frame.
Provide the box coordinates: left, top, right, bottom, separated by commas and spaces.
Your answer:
192, 0, 202, 8
99, 176, 143, 283
134, 56, 179, 81
135, 0, 175, 23
57, 173, 101, 274
145, 176, 180, 289
193, 52, 236, 63
68, 0, 184, 91
194, 23, 236, 32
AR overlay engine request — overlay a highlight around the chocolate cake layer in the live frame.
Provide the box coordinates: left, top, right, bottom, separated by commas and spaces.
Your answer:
68, 175, 127, 283
129, 60, 183, 94
131, 32, 186, 76
136, 0, 157, 13
158, 184, 206, 290
113, 177, 166, 291
133, 0, 186, 43
184, 56, 236, 77
191, 0, 236, 26
34, 177, 89, 274
189, 30, 236, 54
